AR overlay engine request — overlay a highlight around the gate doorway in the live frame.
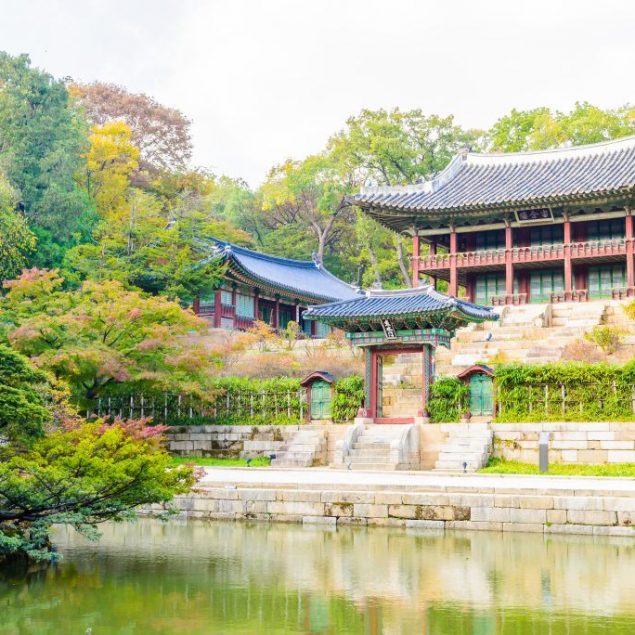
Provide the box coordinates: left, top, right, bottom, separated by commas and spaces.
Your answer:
457, 365, 495, 418
469, 374, 493, 416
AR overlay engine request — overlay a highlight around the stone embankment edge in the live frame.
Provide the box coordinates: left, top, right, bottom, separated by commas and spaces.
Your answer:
142, 480, 635, 536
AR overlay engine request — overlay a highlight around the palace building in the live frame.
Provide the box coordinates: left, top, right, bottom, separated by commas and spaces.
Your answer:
193, 240, 358, 336
350, 136, 635, 305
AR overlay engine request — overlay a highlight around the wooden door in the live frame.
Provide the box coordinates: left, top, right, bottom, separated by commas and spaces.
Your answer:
469, 374, 493, 416
310, 381, 331, 419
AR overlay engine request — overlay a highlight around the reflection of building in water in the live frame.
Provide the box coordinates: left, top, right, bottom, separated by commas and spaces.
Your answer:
54, 520, 635, 634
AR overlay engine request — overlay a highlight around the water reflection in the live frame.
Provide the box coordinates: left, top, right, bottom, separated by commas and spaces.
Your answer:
1, 519, 635, 634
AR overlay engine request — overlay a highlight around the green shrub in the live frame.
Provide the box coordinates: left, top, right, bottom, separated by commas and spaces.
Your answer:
584, 325, 623, 354
428, 377, 469, 423
495, 361, 635, 422
332, 375, 364, 423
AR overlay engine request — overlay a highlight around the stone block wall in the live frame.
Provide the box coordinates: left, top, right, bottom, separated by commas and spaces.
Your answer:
144, 483, 635, 536
492, 423, 635, 464
166, 424, 345, 462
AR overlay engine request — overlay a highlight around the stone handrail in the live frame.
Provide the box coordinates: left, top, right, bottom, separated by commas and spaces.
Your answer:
389, 424, 420, 467
336, 421, 365, 462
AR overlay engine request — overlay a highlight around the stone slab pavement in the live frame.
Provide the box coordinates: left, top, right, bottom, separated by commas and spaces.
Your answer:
199, 467, 635, 496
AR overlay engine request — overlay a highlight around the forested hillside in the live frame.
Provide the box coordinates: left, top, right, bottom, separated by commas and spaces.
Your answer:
1, 51, 634, 295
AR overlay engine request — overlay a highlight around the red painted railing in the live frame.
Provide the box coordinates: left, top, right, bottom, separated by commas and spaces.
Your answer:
419, 240, 629, 272
570, 239, 626, 259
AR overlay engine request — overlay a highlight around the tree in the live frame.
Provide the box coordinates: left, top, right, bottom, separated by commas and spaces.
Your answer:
329, 107, 483, 186
490, 102, 635, 152
80, 121, 139, 217
70, 82, 192, 175
259, 155, 354, 265
0, 52, 95, 267
2, 269, 215, 405
0, 419, 194, 562
0, 173, 36, 282
0, 345, 52, 445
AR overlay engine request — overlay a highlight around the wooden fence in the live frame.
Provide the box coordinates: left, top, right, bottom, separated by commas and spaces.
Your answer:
85, 389, 308, 425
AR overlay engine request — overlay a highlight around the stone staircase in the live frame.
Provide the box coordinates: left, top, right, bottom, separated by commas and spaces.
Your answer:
270, 428, 327, 467
333, 424, 420, 470
435, 300, 610, 376
434, 423, 493, 472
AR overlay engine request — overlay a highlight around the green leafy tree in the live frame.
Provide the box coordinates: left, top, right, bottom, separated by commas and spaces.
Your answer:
2, 269, 215, 405
0, 344, 52, 445
259, 154, 355, 265
0, 420, 194, 562
0, 173, 36, 282
490, 102, 635, 151
0, 52, 95, 267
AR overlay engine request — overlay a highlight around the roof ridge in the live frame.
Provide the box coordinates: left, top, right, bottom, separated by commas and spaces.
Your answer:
213, 239, 318, 269
357, 135, 635, 199
465, 135, 635, 165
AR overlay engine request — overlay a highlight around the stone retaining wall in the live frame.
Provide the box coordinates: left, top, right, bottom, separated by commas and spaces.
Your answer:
146, 482, 635, 536
167, 422, 635, 468
167, 425, 345, 463
492, 423, 635, 464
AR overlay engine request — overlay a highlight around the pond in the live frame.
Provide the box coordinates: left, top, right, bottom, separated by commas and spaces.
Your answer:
2, 519, 635, 634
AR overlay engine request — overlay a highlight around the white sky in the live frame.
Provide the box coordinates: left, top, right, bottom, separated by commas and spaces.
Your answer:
1, 0, 634, 185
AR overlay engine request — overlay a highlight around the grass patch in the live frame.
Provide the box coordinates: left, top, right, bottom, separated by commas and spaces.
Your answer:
171, 456, 271, 467
480, 457, 635, 477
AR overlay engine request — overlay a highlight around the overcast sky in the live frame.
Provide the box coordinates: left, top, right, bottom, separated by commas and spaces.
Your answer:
1, 0, 634, 185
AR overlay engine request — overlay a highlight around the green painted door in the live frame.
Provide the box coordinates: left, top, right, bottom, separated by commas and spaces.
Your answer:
529, 269, 564, 303
469, 374, 493, 416
588, 264, 626, 299
310, 381, 331, 419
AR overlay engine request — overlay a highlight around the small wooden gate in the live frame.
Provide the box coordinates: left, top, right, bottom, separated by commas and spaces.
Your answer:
469, 373, 494, 416
301, 371, 336, 422
310, 380, 332, 419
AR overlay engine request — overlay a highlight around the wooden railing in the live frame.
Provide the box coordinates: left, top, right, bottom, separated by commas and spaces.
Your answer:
570, 239, 626, 259
419, 239, 629, 271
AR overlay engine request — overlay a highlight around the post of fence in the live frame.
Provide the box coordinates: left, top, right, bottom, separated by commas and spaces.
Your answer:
561, 384, 565, 416
287, 391, 291, 418
544, 385, 549, 416
250, 393, 254, 418
299, 389, 304, 423
632, 385, 635, 414
164, 393, 168, 421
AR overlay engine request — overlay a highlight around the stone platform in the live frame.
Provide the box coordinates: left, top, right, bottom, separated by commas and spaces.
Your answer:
145, 467, 635, 536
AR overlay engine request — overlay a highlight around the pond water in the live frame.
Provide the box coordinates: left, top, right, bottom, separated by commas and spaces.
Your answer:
2, 519, 635, 634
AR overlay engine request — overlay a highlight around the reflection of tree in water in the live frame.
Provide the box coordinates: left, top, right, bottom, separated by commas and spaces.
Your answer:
2, 520, 635, 634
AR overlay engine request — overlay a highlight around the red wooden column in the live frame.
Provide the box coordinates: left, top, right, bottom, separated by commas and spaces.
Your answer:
412, 234, 420, 288
429, 241, 437, 289
563, 215, 573, 300
213, 290, 222, 328
273, 296, 280, 330
449, 228, 458, 297
626, 208, 634, 292
505, 222, 514, 301
253, 288, 260, 322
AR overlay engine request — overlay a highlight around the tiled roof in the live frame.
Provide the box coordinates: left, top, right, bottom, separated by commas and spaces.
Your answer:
211, 240, 358, 303
350, 136, 635, 231
304, 286, 497, 322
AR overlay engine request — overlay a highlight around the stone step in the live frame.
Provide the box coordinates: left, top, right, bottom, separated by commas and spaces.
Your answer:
347, 462, 401, 471
349, 448, 391, 458
352, 442, 391, 450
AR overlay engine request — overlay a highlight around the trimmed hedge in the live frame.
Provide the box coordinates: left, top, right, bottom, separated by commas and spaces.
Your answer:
428, 377, 469, 423
332, 375, 364, 423
495, 361, 635, 422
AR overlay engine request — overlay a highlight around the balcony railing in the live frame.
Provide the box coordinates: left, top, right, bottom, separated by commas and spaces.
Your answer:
419, 239, 629, 271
